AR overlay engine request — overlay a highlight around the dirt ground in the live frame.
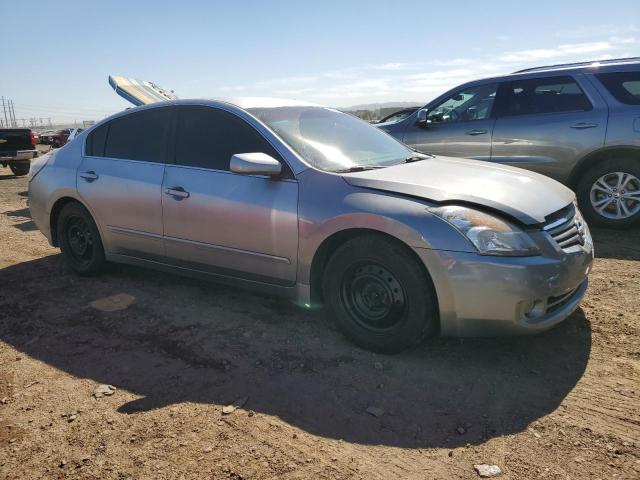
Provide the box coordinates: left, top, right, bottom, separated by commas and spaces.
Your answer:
0, 162, 638, 480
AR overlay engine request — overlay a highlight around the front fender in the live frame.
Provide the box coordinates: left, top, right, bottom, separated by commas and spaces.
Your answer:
296, 170, 473, 285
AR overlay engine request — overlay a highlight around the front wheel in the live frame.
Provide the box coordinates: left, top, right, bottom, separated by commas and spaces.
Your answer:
577, 159, 640, 229
57, 202, 106, 276
322, 235, 438, 353
10, 162, 30, 176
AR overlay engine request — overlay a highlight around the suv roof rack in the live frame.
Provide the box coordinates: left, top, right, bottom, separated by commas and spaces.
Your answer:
512, 56, 640, 74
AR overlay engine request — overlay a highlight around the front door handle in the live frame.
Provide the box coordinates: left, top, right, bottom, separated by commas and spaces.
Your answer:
164, 186, 190, 199
465, 129, 488, 136
570, 122, 599, 129
79, 170, 98, 182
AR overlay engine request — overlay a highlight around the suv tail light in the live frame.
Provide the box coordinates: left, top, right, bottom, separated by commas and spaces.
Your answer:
30, 131, 36, 147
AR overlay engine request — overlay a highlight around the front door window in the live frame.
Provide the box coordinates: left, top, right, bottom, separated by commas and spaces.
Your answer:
427, 84, 498, 124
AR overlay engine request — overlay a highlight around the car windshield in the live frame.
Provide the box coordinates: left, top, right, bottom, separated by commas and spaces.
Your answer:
247, 106, 414, 172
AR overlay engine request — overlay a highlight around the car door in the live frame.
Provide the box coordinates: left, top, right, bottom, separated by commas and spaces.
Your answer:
161, 106, 298, 285
402, 82, 499, 160
78, 106, 171, 260
490, 74, 608, 182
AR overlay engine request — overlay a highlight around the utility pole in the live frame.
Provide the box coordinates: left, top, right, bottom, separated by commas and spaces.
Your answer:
1, 97, 8, 127
9, 100, 17, 127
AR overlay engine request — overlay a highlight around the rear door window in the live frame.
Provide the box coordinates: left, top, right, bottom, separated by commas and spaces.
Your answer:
101, 107, 170, 162
174, 106, 288, 175
500, 76, 592, 116
595, 71, 640, 105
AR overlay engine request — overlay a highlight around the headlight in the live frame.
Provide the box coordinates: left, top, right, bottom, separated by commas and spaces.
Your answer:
430, 205, 540, 256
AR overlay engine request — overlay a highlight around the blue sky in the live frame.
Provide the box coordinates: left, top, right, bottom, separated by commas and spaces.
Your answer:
2, 0, 639, 123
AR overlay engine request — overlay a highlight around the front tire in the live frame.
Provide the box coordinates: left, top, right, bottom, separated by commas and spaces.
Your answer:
576, 159, 640, 229
322, 235, 438, 353
57, 203, 106, 276
10, 162, 30, 176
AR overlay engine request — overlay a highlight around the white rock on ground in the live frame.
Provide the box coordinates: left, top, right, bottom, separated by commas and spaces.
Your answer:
474, 464, 502, 477
92, 384, 116, 399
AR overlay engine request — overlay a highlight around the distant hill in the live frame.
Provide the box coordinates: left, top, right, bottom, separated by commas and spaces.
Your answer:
342, 101, 422, 111
341, 101, 422, 122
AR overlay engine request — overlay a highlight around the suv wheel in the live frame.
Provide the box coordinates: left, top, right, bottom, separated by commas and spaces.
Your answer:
322, 234, 438, 353
57, 203, 106, 275
577, 159, 640, 228
10, 162, 30, 176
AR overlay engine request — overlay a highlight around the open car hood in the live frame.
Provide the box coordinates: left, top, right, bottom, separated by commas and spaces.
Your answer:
342, 156, 575, 225
109, 75, 178, 106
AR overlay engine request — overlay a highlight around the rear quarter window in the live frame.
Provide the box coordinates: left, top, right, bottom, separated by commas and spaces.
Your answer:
86, 123, 108, 156
595, 71, 640, 105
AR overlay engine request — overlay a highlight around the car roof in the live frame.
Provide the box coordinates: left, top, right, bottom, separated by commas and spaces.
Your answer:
449, 56, 640, 90
87, 98, 328, 135
510, 56, 640, 75
215, 97, 322, 109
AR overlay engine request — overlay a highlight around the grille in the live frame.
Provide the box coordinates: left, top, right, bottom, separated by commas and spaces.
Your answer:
543, 204, 587, 252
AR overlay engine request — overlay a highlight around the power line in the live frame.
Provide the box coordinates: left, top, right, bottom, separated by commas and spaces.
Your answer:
10, 101, 117, 114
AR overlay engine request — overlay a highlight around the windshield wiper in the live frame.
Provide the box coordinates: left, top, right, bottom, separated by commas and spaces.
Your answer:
333, 165, 387, 173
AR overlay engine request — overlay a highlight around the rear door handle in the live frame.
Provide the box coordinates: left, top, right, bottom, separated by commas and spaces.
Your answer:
79, 170, 98, 182
164, 186, 190, 199
570, 122, 599, 129
465, 129, 488, 136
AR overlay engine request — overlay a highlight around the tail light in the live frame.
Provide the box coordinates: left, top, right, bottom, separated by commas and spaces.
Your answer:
30, 131, 36, 147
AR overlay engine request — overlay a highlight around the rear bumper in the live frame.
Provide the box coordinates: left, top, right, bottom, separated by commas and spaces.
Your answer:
0, 150, 38, 162
415, 245, 593, 336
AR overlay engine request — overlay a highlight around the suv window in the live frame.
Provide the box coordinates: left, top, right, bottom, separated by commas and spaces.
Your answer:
174, 107, 286, 173
501, 76, 591, 116
595, 71, 640, 105
426, 83, 498, 124
97, 108, 170, 162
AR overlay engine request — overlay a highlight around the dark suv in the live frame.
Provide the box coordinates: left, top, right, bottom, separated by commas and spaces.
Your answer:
379, 57, 640, 228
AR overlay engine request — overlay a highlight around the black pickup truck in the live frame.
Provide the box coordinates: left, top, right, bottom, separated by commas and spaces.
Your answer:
0, 128, 38, 176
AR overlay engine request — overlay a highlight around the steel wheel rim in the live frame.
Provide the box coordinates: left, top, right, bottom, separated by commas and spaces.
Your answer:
65, 215, 94, 264
589, 171, 640, 220
340, 262, 406, 331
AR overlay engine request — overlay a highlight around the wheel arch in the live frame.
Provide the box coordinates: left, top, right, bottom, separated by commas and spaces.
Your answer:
568, 145, 640, 189
49, 196, 91, 246
308, 228, 438, 312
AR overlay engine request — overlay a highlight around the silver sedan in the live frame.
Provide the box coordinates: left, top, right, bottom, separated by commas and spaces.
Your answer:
28, 98, 594, 352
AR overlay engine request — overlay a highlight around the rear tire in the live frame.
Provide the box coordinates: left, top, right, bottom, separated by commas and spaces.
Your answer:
576, 158, 640, 229
10, 162, 30, 176
57, 202, 106, 276
322, 234, 438, 353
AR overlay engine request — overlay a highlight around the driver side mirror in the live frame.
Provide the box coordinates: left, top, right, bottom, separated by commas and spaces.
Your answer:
230, 152, 282, 177
416, 108, 429, 127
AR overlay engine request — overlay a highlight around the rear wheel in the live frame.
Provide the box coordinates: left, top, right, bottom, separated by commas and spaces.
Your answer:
57, 203, 106, 276
322, 234, 438, 353
10, 162, 30, 176
577, 159, 640, 228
